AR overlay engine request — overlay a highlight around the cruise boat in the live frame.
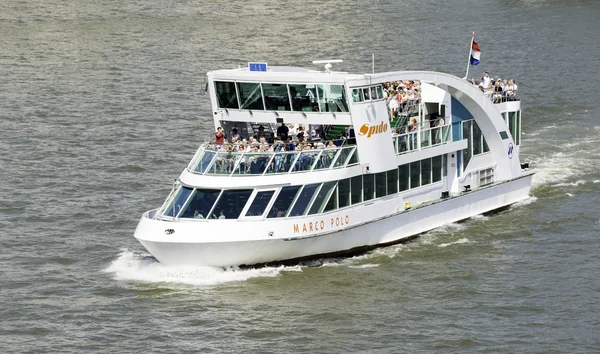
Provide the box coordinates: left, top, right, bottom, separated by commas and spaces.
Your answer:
133, 60, 533, 268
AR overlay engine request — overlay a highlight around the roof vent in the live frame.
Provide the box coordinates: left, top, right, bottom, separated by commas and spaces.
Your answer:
312, 59, 343, 73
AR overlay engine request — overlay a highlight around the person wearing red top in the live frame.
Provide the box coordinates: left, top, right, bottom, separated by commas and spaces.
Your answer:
215, 127, 225, 146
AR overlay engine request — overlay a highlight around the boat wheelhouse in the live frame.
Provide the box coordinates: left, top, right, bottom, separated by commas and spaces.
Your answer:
133, 61, 532, 267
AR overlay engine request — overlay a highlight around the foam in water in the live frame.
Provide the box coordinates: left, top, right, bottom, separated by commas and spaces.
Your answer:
104, 249, 297, 287
510, 196, 538, 209
438, 238, 471, 248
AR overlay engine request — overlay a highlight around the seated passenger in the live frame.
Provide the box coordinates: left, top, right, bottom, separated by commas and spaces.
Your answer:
193, 210, 204, 219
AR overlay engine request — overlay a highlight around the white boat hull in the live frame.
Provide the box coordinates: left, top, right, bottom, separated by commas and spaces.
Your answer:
134, 174, 533, 267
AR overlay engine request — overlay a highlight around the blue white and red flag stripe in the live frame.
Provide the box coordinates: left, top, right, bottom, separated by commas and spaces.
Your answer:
470, 41, 481, 65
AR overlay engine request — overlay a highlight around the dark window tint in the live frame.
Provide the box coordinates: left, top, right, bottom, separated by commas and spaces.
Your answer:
289, 184, 320, 217
410, 161, 421, 189
432, 156, 442, 183
163, 186, 194, 217
245, 190, 275, 217
473, 122, 482, 155
267, 186, 301, 218
180, 189, 221, 219
211, 189, 253, 219
363, 174, 375, 201
387, 168, 398, 194
215, 81, 239, 109
237, 82, 264, 110
463, 120, 472, 167
421, 158, 432, 185
324, 186, 338, 212
289, 84, 319, 112
308, 182, 337, 215
193, 151, 216, 174
262, 83, 291, 111
350, 175, 363, 204
338, 178, 350, 208
399, 165, 409, 191
375, 172, 387, 198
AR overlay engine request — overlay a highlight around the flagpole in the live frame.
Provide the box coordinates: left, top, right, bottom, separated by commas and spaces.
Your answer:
464, 31, 475, 80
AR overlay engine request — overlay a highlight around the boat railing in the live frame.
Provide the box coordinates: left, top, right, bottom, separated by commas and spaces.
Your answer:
392, 124, 452, 155
187, 141, 359, 176
484, 89, 519, 104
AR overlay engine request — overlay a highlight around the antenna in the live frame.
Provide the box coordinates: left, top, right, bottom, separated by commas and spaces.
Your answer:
312, 59, 343, 73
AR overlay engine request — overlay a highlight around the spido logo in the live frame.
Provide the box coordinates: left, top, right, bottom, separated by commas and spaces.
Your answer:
358, 120, 388, 138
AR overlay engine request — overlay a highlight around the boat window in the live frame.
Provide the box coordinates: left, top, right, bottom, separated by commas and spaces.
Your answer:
462, 120, 472, 167
387, 168, 398, 195
163, 186, 194, 217
308, 181, 337, 215
421, 158, 432, 185
473, 123, 483, 155
314, 149, 337, 170
193, 151, 216, 174
432, 156, 442, 183
362, 87, 371, 101
179, 189, 221, 219
375, 85, 384, 100
508, 112, 517, 145
289, 183, 321, 217
323, 185, 338, 212
338, 178, 351, 208
215, 81, 239, 109
516, 111, 521, 146
346, 148, 359, 165
262, 83, 291, 111
317, 84, 349, 112
363, 174, 375, 201
233, 153, 271, 175
245, 190, 275, 217
333, 146, 353, 168
370, 86, 377, 100
352, 88, 364, 103
267, 186, 301, 218
410, 161, 421, 189
399, 164, 409, 191
350, 175, 363, 204
237, 82, 264, 110
206, 151, 240, 175
293, 151, 319, 172
265, 151, 299, 174
289, 84, 319, 112
210, 189, 253, 219
375, 172, 387, 197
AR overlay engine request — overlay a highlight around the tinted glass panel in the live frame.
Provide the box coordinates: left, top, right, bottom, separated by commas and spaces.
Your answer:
317, 84, 349, 112
267, 186, 301, 218
399, 164, 409, 191
352, 88, 364, 102
314, 149, 337, 170
179, 189, 221, 219
387, 169, 398, 195
346, 148, 359, 165
338, 178, 351, 208
362, 88, 371, 100
193, 151, 216, 173
237, 82, 264, 110
350, 175, 363, 204
473, 122, 482, 155
375, 172, 387, 198
375, 85, 384, 99
363, 174, 375, 201
211, 189, 253, 219
324, 186, 338, 212
410, 161, 421, 189
509, 112, 516, 142
516, 111, 521, 146
308, 181, 337, 215
215, 81, 238, 109
289, 84, 319, 112
432, 156, 442, 183
262, 83, 291, 111
164, 186, 194, 217
421, 158, 432, 185
463, 120, 472, 167
289, 183, 320, 217
245, 190, 275, 217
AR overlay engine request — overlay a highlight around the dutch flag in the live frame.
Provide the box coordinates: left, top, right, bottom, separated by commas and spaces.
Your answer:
470, 41, 481, 65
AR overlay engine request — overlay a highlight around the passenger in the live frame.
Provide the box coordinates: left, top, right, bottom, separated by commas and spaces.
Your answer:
286, 136, 296, 151
481, 72, 491, 89
276, 122, 289, 141
215, 127, 225, 147
218, 210, 226, 219
193, 210, 204, 219
256, 125, 267, 140
230, 128, 241, 143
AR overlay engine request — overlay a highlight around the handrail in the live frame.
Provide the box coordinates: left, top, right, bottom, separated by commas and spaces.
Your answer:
187, 142, 359, 176
392, 124, 452, 154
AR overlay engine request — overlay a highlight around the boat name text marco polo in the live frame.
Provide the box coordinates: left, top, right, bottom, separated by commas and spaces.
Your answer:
293, 215, 350, 233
